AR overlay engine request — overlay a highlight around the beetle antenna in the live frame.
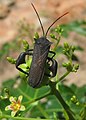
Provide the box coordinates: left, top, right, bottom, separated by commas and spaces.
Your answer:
45, 12, 69, 37
31, 3, 45, 36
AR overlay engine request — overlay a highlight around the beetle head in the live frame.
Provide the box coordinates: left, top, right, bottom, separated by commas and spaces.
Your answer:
35, 37, 52, 49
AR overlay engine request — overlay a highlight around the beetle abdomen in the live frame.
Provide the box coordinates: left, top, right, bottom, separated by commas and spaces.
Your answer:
28, 37, 51, 88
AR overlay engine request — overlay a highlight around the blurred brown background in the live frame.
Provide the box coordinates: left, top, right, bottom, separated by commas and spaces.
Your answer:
0, 0, 86, 86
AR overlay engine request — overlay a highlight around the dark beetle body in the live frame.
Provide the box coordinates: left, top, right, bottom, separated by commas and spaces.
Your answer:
15, 3, 68, 88
16, 36, 57, 88
29, 37, 52, 87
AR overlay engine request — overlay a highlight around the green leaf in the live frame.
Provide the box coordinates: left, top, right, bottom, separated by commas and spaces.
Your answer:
61, 20, 86, 37
55, 46, 63, 54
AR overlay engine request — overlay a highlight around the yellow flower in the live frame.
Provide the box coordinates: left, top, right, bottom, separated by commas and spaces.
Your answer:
5, 95, 25, 117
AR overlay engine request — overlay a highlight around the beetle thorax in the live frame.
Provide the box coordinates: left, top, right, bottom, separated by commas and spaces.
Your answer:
36, 37, 52, 50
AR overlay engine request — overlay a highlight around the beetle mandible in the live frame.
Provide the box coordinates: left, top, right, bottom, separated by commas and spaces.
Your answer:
16, 3, 68, 88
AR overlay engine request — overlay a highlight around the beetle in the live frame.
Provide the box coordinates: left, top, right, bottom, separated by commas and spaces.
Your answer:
15, 3, 68, 88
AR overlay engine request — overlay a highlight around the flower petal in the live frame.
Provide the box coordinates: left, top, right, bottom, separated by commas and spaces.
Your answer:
20, 105, 25, 111
5, 105, 12, 111
18, 95, 23, 103
11, 111, 17, 117
9, 96, 16, 102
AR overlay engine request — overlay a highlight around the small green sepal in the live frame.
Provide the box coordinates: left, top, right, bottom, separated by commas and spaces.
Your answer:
7, 57, 16, 64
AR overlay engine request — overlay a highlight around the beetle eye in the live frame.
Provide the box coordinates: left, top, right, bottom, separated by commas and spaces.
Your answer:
38, 42, 40, 44
37, 41, 41, 44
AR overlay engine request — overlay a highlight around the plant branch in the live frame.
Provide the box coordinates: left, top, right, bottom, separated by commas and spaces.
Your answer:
0, 114, 50, 120
49, 81, 75, 120
23, 91, 51, 105
57, 71, 70, 83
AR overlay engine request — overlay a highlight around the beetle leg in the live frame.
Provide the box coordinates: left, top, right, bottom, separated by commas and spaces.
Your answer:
16, 49, 33, 75
49, 51, 56, 59
45, 57, 58, 77
49, 58, 58, 77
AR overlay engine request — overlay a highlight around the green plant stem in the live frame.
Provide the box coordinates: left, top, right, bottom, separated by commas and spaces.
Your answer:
23, 91, 51, 105
0, 114, 50, 120
49, 81, 75, 120
37, 103, 50, 118
54, 36, 61, 51
18, 88, 32, 100
58, 71, 70, 82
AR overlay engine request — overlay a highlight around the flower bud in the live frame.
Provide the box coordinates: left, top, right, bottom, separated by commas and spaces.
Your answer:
74, 64, 79, 70
55, 26, 63, 35
62, 63, 67, 67
72, 46, 76, 52
73, 64, 79, 72
76, 102, 80, 106
34, 32, 39, 40
7, 57, 16, 64
50, 33, 57, 39
64, 42, 69, 49
4, 88, 9, 94
23, 40, 29, 51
